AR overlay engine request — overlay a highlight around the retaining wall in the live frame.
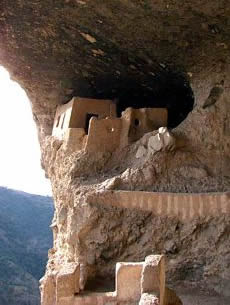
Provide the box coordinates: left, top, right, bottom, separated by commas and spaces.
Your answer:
88, 191, 230, 220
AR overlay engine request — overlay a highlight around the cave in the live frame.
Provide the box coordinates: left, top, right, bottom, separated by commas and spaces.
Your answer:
1, 1, 230, 304
91, 70, 194, 129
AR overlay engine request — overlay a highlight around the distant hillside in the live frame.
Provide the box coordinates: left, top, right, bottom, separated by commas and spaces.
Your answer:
0, 186, 54, 305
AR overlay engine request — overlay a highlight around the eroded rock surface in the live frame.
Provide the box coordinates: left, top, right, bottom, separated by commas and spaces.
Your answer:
40, 91, 230, 298
0, 0, 230, 302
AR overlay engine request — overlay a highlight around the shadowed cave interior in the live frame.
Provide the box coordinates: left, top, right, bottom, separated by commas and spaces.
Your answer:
88, 70, 195, 129
83, 276, 115, 294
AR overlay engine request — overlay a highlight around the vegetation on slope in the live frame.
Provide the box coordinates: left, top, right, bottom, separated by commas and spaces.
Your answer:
0, 187, 53, 305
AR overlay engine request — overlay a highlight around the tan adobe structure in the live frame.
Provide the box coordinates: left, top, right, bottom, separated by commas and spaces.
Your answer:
40, 255, 182, 305
52, 97, 168, 153
122, 107, 168, 142
52, 97, 117, 139
88, 191, 230, 221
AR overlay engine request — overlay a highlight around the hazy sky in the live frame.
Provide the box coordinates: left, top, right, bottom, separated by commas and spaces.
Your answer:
0, 66, 52, 195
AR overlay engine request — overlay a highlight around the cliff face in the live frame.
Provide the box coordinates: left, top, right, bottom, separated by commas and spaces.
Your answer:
0, 0, 230, 302
41, 105, 230, 298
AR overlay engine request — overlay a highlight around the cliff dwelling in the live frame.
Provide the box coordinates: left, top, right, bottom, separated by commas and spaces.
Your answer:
1, 1, 230, 305
52, 96, 169, 152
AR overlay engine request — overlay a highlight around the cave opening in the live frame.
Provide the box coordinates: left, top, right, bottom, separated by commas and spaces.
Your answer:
0, 66, 52, 195
91, 70, 194, 129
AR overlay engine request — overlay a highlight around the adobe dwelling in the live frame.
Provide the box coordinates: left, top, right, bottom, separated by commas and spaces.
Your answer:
52, 97, 117, 139
52, 97, 117, 151
52, 97, 168, 153
123, 107, 168, 142
40, 254, 182, 305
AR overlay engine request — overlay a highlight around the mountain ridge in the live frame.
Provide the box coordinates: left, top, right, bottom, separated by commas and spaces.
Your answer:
0, 186, 53, 305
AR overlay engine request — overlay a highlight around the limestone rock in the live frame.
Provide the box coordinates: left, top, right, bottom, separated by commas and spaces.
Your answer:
148, 134, 164, 152
139, 293, 160, 305
148, 127, 176, 154
178, 166, 208, 180
57, 207, 67, 225
136, 145, 148, 159
158, 127, 176, 151
203, 85, 224, 109
101, 176, 122, 190
142, 167, 155, 183
164, 240, 177, 254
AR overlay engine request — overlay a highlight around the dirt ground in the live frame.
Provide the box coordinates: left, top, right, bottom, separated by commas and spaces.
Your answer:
177, 288, 229, 305
181, 294, 229, 305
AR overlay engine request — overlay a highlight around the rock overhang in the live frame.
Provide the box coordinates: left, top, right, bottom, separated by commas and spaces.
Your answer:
0, 0, 230, 140
1, 2, 230, 299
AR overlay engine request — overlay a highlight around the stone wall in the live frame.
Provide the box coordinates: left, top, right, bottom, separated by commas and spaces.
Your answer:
122, 107, 168, 142
52, 101, 74, 139
69, 97, 117, 129
41, 255, 181, 305
63, 128, 87, 153
89, 191, 230, 220
85, 117, 123, 153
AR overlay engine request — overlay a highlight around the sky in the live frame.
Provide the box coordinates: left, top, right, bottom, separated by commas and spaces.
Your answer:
0, 66, 52, 196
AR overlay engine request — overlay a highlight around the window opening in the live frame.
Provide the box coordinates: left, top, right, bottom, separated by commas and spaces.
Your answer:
61, 114, 66, 129
85, 113, 99, 133
56, 115, 61, 127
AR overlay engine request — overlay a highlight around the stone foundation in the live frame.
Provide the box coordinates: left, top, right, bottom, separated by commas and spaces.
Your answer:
41, 255, 181, 305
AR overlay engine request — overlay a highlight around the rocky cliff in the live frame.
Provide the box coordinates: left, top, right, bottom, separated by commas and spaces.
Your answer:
0, 0, 230, 302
